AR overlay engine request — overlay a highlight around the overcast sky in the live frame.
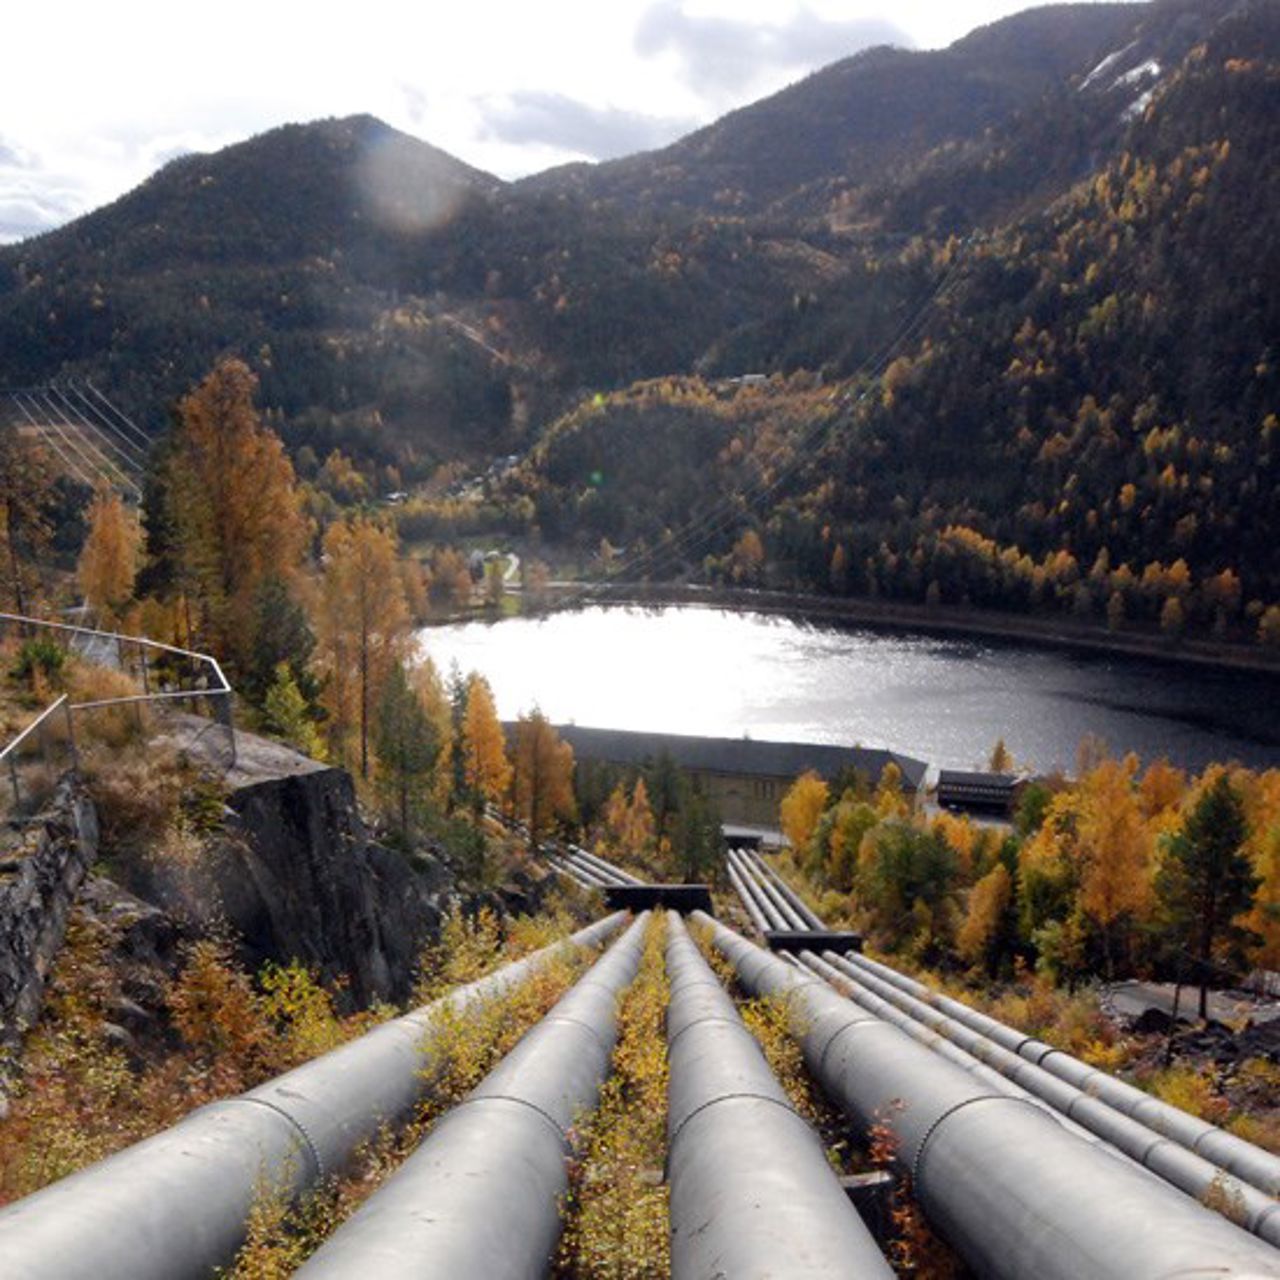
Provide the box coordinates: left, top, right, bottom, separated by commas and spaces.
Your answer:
0, 0, 1140, 243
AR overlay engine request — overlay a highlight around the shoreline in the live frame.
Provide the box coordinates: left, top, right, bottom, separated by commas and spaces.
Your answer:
490, 582, 1280, 678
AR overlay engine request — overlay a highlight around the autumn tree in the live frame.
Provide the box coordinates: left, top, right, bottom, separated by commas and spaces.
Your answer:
374, 660, 442, 838
1077, 757, 1153, 977
958, 862, 1014, 975
729, 529, 765, 584
811, 793, 878, 891
160, 360, 306, 663
411, 657, 454, 807
0, 429, 57, 615
77, 488, 140, 622
600, 776, 657, 866
780, 771, 829, 855
512, 709, 575, 841
460, 673, 511, 812
988, 738, 1014, 774
316, 517, 410, 777
1156, 773, 1259, 1019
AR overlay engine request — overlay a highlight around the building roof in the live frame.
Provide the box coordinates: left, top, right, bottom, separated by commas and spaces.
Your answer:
936, 770, 1021, 791
549, 724, 929, 792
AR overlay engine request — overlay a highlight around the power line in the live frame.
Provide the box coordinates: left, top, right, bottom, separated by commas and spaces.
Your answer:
26, 389, 140, 495
4, 395, 98, 489
76, 377, 154, 453
555, 243, 971, 610
45, 385, 145, 473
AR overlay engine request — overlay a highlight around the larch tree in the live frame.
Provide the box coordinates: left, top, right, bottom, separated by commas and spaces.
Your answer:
1077, 757, 1153, 978
77, 488, 140, 622
163, 360, 306, 663
374, 660, 441, 838
460, 672, 511, 812
512, 709, 575, 841
780, 771, 829, 855
1156, 772, 1259, 1019
957, 862, 1014, 974
317, 517, 410, 778
411, 656, 454, 807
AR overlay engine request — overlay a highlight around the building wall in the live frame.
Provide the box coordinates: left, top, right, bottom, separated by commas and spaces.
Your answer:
691, 769, 789, 829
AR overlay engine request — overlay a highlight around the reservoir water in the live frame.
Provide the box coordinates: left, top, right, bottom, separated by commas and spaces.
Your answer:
418, 606, 1280, 775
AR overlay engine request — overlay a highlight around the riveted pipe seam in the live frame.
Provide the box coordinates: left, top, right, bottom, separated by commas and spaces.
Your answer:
669, 1087, 806, 1149
442, 1092, 573, 1149
225, 1095, 326, 1181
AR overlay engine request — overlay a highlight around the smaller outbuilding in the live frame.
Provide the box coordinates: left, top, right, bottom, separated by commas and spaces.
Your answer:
935, 770, 1023, 816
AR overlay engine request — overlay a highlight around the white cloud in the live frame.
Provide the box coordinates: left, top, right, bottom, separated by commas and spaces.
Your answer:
0, 0, 1145, 242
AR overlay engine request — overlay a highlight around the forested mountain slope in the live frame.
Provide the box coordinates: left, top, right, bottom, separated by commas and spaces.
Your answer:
0, 1, 1222, 478
513, 3, 1280, 640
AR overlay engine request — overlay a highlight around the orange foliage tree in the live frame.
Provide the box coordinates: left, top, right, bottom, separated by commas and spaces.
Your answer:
77, 488, 140, 622
166, 359, 306, 664
460, 673, 511, 811
512, 709, 575, 841
316, 517, 410, 777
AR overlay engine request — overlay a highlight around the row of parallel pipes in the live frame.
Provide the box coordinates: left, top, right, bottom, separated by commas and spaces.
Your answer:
696, 907, 1280, 1280
664, 911, 894, 1278
725, 852, 1280, 1269
0, 913, 627, 1280
298, 915, 651, 1278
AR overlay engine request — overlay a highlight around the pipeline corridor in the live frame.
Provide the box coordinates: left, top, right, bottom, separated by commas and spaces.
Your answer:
5, 838, 1280, 1278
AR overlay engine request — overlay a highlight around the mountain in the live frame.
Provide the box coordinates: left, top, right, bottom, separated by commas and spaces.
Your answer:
521, 3, 1149, 219
0, 0, 1268, 503
513, 0, 1280, 639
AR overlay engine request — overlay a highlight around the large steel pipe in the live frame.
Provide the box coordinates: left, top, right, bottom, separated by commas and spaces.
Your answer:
296, 914, 650, 1279
812, 950, 1280, 1244
731, 848, 805, 929
0, 912, 627, 1280
839, 946, 1280, 1197
746, 850, 823, 929
695, 913, 1280, 1280
567, 844, 644, 886
726, 858, 772, 934
727, 849, 785, 930
665, 913, 893, 1279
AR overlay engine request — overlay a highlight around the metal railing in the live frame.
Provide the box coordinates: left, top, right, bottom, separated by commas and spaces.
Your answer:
0, 695, 78, 820
0, 613, 235, 817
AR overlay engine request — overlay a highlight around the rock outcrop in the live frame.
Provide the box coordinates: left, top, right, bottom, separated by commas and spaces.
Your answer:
0, 782, 98, 1050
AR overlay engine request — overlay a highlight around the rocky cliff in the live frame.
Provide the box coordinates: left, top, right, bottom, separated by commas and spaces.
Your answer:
0, 782, 98, 1052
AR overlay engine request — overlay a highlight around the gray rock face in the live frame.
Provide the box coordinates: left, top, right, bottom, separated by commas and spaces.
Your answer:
0, 782, 98, 1049
213, 767, 440, 1008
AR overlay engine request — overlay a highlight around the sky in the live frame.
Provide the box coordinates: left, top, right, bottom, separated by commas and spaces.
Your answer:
0, 0, 1140, 243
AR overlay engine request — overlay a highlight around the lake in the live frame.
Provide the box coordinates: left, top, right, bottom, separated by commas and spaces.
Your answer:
418, 606, 1280, 775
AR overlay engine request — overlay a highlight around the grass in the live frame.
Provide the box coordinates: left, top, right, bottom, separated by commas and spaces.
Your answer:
556, 913, 670, 1279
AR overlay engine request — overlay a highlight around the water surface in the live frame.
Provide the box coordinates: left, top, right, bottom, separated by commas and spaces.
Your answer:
418, 606, 1280, 774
